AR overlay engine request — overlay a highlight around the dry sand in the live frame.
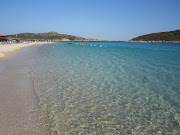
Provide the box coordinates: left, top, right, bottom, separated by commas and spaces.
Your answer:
0, 43, 54, 135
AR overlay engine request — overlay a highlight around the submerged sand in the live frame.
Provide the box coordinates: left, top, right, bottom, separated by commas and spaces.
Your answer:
0, 44, 53, 135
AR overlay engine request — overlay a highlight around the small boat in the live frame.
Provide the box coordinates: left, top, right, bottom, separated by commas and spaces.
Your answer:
67, 42, 73, 44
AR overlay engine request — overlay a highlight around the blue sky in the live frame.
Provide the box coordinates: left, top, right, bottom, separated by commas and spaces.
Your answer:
1, 0, 180, 40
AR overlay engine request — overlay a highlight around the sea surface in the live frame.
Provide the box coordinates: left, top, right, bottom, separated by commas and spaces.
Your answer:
32, 42, 180, 135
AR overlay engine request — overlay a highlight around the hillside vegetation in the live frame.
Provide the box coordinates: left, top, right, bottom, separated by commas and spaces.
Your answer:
130, 30, 180, 42
8, 32, 97, 41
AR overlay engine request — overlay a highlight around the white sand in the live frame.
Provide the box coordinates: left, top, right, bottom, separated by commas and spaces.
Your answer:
0, 42, 53, 60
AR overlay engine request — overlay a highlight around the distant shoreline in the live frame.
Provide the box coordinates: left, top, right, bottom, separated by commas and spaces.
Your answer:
58, 40, 180, 43
57, 40, 125, 42
7, 30, 180, 44
128, 30, 180, 43
127, 40, 180, 43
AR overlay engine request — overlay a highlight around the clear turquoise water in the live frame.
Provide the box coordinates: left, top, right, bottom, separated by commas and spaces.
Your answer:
32, 42, 180, 134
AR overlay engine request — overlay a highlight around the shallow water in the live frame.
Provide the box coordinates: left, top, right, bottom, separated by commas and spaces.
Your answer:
32, 42, 180, 134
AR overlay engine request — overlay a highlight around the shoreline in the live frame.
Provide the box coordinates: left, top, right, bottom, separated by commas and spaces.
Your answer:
0, 42, 54, 60
0, 44, 53, 134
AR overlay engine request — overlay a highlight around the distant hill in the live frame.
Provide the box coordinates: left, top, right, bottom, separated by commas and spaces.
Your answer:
130, 30, 180, 42
8, 32, 100, 41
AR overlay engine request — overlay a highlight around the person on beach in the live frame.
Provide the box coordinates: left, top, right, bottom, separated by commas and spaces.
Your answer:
9, 39, 12, 45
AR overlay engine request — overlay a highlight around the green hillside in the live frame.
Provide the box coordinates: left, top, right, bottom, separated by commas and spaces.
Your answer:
130, 30, 180, 42
8, 32, 91, 41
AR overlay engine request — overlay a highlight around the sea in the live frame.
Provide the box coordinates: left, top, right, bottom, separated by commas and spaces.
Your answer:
31, 42, 180, 135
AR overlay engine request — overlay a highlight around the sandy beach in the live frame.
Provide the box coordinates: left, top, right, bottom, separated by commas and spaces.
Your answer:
0, 42, 53, 60
0, 43, 53, 135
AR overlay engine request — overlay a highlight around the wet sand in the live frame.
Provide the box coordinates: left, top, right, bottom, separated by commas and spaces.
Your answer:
0, 45, 51, 135
0, 42, 53, 60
